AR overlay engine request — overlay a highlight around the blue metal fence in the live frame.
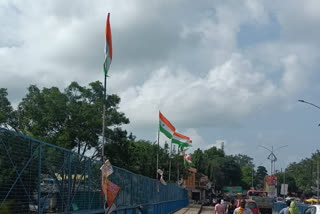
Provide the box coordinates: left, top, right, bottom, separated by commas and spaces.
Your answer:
0, 128, 188, 214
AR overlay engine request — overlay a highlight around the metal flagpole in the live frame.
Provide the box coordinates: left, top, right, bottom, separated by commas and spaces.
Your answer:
156, 116, 160, 179
317, 159, 319, 204
251, 166, 254, 188
177, 147, 180, 183
102, 74, 107, 163
283, 168, 286, 201
169, 140, 172, 182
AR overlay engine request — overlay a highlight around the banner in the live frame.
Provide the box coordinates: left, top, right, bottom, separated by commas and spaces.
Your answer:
101, 179, 120, 213
101, 160, 120, 214
265, 175, 277, 186
100, 160, 113, 177
265, 175, 277, 198
105, 180, 121, 207
281, 184, 288, 195
157, 169, 167, 185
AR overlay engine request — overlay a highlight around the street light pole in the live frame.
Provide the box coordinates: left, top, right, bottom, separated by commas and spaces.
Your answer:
259, 145, 288, 175
298, 100, 320, 110
298, 99, 320, 203
252, 166, 254, 189
317, 159, 319, 204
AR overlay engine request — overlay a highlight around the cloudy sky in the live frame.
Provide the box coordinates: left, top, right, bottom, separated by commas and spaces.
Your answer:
1, 0, 320, 172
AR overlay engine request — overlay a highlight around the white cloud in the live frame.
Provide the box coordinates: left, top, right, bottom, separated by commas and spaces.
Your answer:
120, 53, 280, 129
1, 0, 320, 165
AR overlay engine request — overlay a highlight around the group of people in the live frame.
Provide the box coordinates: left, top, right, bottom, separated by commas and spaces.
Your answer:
215, 198, 300, 214
215, 199, 252, 214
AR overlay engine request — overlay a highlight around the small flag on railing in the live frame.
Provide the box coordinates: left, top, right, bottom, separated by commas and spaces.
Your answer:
104, 180, 120, 214
157, 169, 167, 185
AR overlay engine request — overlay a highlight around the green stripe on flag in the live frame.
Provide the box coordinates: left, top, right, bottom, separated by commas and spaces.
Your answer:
172, 138, 182, 145
179, 142, 192, 148
159, 124, 173, 139
172, 139, 191, 148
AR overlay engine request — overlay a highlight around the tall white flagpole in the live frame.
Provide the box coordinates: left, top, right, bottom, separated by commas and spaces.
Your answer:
102, 74, 107, 163
156, 111, 160, 179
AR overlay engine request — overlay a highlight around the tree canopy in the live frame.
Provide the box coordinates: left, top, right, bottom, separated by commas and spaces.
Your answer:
6, 82, 317, 193
1, 81, 129, 159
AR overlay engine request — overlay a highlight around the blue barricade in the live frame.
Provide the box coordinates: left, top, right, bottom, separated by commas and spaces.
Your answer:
274, 202, 309, 214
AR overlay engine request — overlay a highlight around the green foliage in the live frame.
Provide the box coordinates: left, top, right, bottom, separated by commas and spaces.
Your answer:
256, 166, 267, 189
241, 166, 254, 189
284, 151, 320, 192
0, 88, 16, 129
275, 171, 298, 193
233, 154, 254, 168
14, 81, 129, 157
190, 146, 248, 189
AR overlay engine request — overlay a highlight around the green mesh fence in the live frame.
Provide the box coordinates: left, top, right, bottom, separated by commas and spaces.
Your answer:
0, 128, 187, 214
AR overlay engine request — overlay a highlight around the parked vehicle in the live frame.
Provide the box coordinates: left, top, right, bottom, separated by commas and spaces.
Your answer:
236, 199, 260, 214
304, 205, 320, 214
247, 190, 273, 214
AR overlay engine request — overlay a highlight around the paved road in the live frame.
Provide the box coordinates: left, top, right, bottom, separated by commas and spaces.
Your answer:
200, 206, 214, 213
173, 205, 214, 214
173, 204, 202, 214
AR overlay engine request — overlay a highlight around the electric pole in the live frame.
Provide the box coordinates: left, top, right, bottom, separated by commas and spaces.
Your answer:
317, 159, 319, 204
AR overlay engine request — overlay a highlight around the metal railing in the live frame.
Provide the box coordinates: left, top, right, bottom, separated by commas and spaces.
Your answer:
0, 128, 188, 213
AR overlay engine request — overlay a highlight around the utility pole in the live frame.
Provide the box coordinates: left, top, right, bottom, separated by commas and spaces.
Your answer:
168, 141, 172, 182
271, 146, 274, 175
284, 168, 286, 201
251, 166, 254, 189
298, 99, 320, 204
177, 148, 180, 183
317, 160, 319, 204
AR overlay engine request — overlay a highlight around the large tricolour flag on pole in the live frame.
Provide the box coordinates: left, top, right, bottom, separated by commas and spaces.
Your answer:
159, 112, 176, 139
104, 13, 112, 75
172, 132, 191, 148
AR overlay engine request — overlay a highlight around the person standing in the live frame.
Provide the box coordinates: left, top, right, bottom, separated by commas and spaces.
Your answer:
227, 199, 236, 214
289, 201, 300, 214
233, 199, 253, 214
215, 199, 226, 214
279, 200, 291, 214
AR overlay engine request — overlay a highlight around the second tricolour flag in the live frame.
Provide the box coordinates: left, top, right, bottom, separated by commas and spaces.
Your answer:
104, 13, 113, 75
172, 132, 192, 148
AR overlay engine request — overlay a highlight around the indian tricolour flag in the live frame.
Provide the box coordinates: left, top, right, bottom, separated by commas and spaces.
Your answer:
104, 13, 112, 75
184, 154, 192, 166
172, 132, 191, 148
159, 112, 176, 139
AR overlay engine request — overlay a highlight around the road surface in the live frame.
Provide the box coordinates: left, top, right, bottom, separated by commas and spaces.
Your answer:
174, 205, 214, 214
201, 206, 214, 213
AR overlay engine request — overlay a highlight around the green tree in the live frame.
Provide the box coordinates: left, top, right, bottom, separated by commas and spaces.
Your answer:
256, 166, 267, 189
0, 88, 16, 129
275, 171, 298, 194
220, 156, 242, 186
192, 149, 204, 172
241, 166, 255, 189
233, 154, 254, 168
190, 146, 244, 189
15, 81, 129, 158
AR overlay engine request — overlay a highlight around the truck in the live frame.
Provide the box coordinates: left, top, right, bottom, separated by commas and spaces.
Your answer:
247, 190, 273, 214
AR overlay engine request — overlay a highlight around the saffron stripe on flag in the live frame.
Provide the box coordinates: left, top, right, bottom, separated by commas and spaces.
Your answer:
104, 13, 112, 75
159, 112, 175, 132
